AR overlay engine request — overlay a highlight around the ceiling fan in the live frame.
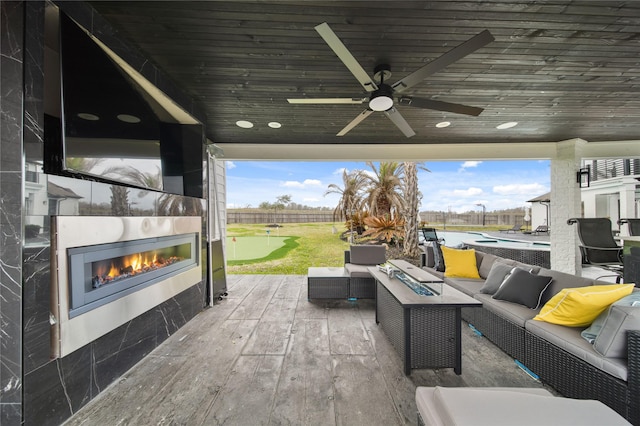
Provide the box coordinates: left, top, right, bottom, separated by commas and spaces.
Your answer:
287, 23, 494, 138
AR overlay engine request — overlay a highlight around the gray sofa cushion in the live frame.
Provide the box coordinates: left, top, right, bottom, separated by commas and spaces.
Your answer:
344, 263, 372, 278
525, 319, 628, 381
477, 252, 500, 278
445, 277, 485, 297
476, 293, 538, 327
349, 244, 386, 265
537, 268, 595, 305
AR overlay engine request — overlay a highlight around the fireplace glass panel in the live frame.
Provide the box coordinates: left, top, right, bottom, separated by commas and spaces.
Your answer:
67, 233, 198, 318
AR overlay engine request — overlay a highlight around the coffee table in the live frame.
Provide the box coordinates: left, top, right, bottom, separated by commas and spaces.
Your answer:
307, 267, 349, 299
369, 260, 481, 375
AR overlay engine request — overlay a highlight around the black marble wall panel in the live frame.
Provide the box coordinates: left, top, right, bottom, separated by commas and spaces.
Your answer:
17, 2, 209, 425
22, 1, 49, 379
1, 2, 25, 424
91, 306, 158, 391
22, 279, 205, 426
22, 245, 52, 373
23, 346, 92, 426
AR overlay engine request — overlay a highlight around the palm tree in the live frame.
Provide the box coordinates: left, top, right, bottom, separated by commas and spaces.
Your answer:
158, 194, 203, 216
363, 162, 405, 218
402, 162, 430, 258
325, 169, 366, 222
402, 162, 420, 257
103, 165, 162, 192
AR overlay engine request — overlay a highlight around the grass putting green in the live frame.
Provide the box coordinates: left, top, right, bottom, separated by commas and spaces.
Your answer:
226, 235, 298, 264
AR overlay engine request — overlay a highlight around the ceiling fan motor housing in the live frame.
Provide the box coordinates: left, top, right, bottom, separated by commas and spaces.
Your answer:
369, 83, 394, 111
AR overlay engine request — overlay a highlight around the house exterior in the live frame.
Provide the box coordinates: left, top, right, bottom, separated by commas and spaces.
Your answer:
528, 158, 640, 236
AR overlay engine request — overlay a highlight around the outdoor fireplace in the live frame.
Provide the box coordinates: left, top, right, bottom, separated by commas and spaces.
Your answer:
51, 216, 202, 357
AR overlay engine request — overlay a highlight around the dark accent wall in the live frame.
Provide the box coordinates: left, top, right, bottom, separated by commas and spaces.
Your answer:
1, 2, 26, 424
1, 2, 209, 425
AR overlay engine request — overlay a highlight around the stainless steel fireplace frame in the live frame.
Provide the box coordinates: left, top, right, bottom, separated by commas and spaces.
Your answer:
67, 232, 199, 318
51, 216, 202, 358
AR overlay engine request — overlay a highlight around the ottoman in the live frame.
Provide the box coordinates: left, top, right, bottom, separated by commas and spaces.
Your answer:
416, 386, 631, 426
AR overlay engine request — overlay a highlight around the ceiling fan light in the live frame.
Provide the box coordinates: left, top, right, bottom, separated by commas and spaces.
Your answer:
369, 95, 393, 111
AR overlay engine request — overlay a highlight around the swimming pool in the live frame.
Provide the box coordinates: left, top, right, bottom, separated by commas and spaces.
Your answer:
425, 230, 551, 268
437, 231, 550, 250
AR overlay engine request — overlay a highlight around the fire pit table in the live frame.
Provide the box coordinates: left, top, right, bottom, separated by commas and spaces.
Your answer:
369, 260, 481, 375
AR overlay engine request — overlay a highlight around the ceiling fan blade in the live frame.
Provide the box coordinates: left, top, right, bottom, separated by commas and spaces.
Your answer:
315, 22, 378, 92
399, 96, 484, 116
337, 109, 374, 136
392, 30, 494, 93
384, 107, 416, 138
287, 97, 366, 105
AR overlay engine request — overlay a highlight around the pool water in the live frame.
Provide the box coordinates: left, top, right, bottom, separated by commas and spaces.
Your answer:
430, 231, 550, 250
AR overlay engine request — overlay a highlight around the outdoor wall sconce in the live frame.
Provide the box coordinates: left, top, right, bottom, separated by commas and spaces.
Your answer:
577, 167, 590, 188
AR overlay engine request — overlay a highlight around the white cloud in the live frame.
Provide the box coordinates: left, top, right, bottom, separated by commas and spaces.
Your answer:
493, 183, 547, 195
333, 167, 348, 175
451, 187, 483, 197
226, 161, 236, 169
459, 161, 481, 171
281, 179, 322, 188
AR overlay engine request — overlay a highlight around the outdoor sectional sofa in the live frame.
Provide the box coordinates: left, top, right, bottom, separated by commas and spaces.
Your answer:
343, 244, 387, 299
420, 242, 640, 425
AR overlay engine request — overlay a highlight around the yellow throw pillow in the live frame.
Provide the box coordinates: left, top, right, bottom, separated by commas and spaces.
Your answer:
533, 284, 634, 327
441, 246, 481, 279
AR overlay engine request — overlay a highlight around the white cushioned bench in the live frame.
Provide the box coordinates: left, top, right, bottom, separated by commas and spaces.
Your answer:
416, 386, 631, 426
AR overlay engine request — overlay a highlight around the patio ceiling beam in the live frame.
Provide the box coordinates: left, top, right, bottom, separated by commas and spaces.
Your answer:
216, 139, 638, 161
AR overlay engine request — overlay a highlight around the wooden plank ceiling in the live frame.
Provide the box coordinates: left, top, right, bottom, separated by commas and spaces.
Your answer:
87, 1, 640, 148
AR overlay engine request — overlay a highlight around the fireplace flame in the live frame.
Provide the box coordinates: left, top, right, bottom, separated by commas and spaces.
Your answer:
92, 248, 184, 289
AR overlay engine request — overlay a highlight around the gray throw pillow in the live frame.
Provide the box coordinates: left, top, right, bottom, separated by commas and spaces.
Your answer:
582, 291, 640, 346
593, 304, 640, 358
492, 268, 553, 309
479, 261, 515, 295
432, 240, 445, 272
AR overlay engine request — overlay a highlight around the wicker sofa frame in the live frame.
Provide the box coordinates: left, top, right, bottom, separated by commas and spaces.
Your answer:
343, 246, 385, 299
420, 247, 640, 425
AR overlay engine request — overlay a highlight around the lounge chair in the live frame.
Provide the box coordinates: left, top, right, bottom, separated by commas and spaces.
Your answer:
618, 218, 640, 236
499, 224, 522, 233
533, 225, 549, 235
567, 217, 623, 281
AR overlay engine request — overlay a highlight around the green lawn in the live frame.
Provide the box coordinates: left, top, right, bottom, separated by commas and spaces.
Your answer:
226, 236, 289, 261
224, 222, 498, 275
226, 222, 350, 274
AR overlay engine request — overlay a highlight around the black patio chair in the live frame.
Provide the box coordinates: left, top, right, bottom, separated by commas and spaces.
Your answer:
618, 218, 640, 236
567, 217, 623, 281
419, 227, 442, 243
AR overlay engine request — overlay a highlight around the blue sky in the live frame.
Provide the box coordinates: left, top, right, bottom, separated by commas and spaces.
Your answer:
226, 160, 550, 213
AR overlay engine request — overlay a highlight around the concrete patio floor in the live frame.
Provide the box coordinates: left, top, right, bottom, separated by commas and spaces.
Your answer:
64, 274, 549, 426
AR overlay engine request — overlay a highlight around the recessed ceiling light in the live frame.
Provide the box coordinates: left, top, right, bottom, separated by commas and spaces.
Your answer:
435, 121, 451, 128
117, 114, 141, 123
236, 120, 254, 128
268, 122, 282, 129
497, 121, 518, 130
77, 113, 99, 121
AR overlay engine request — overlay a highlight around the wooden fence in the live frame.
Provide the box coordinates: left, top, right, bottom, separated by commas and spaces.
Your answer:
227, 210, 528, 226
227, 211, 335, 224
